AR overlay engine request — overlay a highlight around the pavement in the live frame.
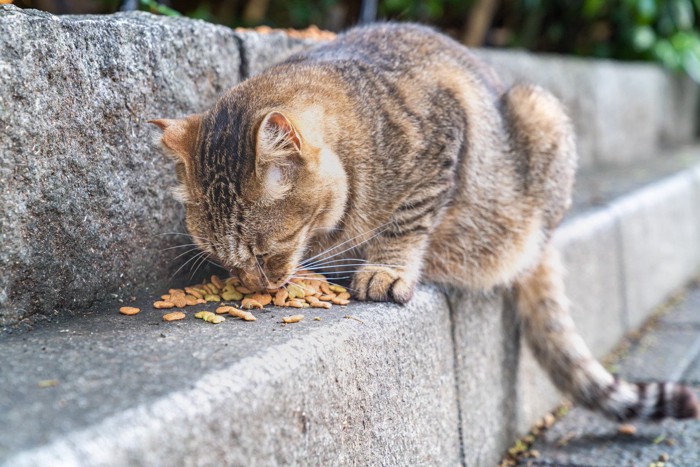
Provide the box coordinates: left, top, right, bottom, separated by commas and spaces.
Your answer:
506, 283, 700, 467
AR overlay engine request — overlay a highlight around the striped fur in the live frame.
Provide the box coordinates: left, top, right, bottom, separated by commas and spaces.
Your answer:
152, 23, 699, 421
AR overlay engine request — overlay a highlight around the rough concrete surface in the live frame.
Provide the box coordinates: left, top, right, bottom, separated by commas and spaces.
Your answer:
0, 287, 461, 466
554, 209, 627, 354
519, 287, 700, 467
0, 6, 316, 328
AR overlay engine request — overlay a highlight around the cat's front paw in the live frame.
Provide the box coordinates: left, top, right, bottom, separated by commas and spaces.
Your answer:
352, 266, 414, 304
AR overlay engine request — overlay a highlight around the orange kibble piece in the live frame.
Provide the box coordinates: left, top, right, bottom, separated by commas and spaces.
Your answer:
119, 306, 140, 315
251, 293, 272, 306
274, 289, 289, 306
162, 311, 186, 322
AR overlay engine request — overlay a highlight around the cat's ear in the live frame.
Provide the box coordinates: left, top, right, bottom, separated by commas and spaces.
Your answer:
255, 111, 303, 200
149, 114, 202, 162
257, 111, 302, 159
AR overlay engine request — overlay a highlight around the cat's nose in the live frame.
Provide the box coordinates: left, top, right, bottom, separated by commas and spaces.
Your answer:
239, 269, 266, 291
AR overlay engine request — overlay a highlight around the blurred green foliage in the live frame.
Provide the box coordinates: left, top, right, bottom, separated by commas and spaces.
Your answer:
508, 0, 700, 82
13, 0, 700, 81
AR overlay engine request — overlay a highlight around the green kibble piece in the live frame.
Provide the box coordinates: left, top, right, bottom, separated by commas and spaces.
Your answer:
221, 290, 243, 301
205, 294, 221, 302
194, 310, 224, 324
288, 283, 304, 299
204, 314, 225, 324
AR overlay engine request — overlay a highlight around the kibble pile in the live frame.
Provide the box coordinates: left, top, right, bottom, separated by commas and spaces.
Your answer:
119, 272, 350, 324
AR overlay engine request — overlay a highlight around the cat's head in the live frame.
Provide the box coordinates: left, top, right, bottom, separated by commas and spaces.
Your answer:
151, 97, 347, 290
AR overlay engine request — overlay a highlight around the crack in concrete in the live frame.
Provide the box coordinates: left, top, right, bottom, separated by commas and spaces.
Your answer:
446, 291, 467, 467
233, 34, 249, 80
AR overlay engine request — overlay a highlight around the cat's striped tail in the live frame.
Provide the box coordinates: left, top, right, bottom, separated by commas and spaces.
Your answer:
515, 246, 700, 421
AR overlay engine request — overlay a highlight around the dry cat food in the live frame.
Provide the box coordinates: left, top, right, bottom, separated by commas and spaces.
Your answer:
194, 311, 225, 324
119, 271, 350, 323
119, 306, 140, 316
282, 314, 304, 324
162, 311, 186, 322
152, 272, 349, 313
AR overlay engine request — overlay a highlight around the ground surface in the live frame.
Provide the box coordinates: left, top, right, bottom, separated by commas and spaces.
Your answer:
515, 285, 700, 467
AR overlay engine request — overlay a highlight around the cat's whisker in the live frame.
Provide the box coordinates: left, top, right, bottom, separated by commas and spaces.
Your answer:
160, 243, 200, 252
301, 257, 369, 268
189, 251, 213, 281
299, 222, 390, 267
170, 249, 207, 282
291, 270, 372, 276
300, 228, 389, 270
158, 232, 209, 242
170, 247, 204, 262
306, 263, 405, 271
255, 257, 272, 289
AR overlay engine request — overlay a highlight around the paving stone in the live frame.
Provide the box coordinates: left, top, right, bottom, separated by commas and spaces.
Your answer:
523, 395, 700, 467
685, 356, 700, 384
519, 286, 700, 466
659, 287, 700, 327
618, 327, 700, 382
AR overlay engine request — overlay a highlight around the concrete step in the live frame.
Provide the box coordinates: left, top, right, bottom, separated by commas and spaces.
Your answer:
2, 148, 699, 466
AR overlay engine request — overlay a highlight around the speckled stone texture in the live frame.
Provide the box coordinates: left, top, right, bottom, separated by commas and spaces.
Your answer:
0, 6, 317, 328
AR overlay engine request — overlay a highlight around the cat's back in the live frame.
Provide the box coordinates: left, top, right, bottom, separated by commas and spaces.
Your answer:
284, 22, 504, 96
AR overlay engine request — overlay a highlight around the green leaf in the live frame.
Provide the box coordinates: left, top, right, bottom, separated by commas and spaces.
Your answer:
139, 0, 182, 17
582, 0, 606, 18
681, 49, 700, 82
653, 39, 681, 69
670, 0, 695, 30
635, 0, 658, 22
632, 25, 656, 51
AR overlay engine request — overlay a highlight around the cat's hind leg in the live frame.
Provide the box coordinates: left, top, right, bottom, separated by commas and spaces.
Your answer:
501, 84, 577, 230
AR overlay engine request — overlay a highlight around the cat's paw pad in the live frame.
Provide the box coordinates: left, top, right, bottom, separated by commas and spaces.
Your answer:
352, 267, 414, 304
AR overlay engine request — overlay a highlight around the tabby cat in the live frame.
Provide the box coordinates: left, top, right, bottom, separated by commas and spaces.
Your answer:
152, 23, 699, 421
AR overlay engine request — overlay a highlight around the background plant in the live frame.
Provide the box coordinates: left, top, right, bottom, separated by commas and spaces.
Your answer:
11, 0, 700, 82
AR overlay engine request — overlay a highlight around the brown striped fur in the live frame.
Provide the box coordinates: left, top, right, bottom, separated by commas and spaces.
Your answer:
152, 23, 699, 421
